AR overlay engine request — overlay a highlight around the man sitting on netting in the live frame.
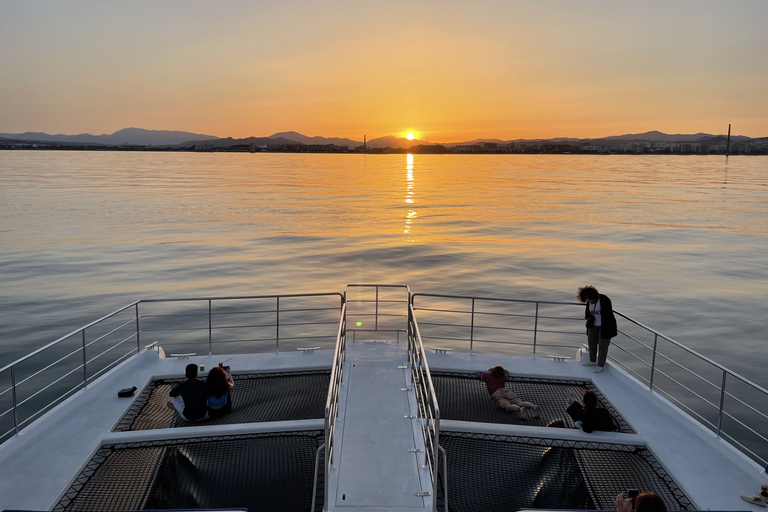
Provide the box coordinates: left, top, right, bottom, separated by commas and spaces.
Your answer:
475, 366, 541, 420
166, 363, 209, 422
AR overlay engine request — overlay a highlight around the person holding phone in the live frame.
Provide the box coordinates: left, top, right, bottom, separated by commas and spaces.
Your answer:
613, 491, 668, 512
206, 363, 235, 418
578, 285, 618, 373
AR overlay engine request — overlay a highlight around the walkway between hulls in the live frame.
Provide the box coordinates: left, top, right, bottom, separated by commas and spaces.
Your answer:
331, 338, 432, 510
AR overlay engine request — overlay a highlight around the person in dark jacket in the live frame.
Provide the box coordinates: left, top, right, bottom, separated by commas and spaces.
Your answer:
566, 389, 616, 433
578, 285, 618, 373
166, 363, 208, 422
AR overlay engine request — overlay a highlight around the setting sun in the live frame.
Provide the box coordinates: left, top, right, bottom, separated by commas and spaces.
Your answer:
406, 133, 415, 140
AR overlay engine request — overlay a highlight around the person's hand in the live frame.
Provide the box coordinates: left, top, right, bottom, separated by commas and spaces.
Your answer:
613, 492, 633, 512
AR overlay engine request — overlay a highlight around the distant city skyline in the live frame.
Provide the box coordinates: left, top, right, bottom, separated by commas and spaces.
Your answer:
2, 1, 767, 140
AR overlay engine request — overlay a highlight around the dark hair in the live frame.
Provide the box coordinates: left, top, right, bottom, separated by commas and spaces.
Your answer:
206, 366, 230, 399
490, 366, 505, 378
578, 285, 599, 303
185, 363, 198, 379
634, 492, 668, 512
582, 390, 598, 410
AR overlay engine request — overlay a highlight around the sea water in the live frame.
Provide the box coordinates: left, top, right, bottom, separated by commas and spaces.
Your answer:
1, 151, 766, 391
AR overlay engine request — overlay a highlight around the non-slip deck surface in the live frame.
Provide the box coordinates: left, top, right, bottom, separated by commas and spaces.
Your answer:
115, 370, 330, 431
432, 371, 632, 432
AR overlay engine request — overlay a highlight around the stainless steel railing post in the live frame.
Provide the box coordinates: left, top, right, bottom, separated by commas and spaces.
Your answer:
11, 366, 18, 435
649, 334, 658, 390
135, 303, 141, 353
469, 298, 475, 354
717, 370, 727, 436
208, 299, 213, 356
375, 286, 379, 331
532, 302, 539, 355
438, 444, 448, 512
81, 329, 87, 388
275, 296, 280, 353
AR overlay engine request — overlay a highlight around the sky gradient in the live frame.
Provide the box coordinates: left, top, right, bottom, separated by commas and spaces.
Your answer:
2, 0, 767, 142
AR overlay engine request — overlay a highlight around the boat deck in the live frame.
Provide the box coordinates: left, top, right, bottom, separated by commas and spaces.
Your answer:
331, 339, 431, 510
0, 344, 761, 511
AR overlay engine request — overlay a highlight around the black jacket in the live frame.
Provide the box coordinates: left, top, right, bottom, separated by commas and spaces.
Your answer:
584, 293, 618, 339
566, 401, 616, 433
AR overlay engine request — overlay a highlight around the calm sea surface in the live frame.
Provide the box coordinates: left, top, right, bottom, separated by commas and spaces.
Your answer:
1, 151, 767, 388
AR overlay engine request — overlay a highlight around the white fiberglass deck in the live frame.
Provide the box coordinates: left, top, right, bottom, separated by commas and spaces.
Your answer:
0, 348, 330, 512
0, 345, 765, 511
427, 350, 762, 512
330, 339, 432, 510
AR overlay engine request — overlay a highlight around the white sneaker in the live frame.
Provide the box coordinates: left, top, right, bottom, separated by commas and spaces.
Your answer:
594, 367, 604, 373
583, 362, 597, 366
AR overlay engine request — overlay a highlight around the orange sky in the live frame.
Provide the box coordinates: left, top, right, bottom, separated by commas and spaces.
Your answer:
1, 1, 767, 141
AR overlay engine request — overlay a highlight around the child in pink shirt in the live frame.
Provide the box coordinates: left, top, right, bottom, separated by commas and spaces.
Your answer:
475, 366, 541, 420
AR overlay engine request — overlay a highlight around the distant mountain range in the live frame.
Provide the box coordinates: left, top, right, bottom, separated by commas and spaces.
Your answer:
0, 127, 760, 148
0, 128, 218, 146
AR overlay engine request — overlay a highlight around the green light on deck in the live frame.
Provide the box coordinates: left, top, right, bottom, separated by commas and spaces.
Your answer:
356, 321, 363, 327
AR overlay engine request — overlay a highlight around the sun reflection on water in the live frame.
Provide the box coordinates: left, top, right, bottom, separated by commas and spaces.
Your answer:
404, 154, 417, 238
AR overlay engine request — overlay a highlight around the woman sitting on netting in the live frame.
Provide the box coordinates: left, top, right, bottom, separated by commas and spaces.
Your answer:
566, 389, 615, 433
206, 364, 235, 418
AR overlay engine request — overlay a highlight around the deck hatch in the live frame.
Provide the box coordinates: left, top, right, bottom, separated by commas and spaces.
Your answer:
53, 430, 324, 512
432, 371, 634, 432
114, 370, 331, 431
437, 431, 692, 511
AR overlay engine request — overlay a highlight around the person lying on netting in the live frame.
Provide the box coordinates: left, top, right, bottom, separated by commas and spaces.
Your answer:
206, 362, 235, 418
475, 365, 541, 420
566, 389, 616, 433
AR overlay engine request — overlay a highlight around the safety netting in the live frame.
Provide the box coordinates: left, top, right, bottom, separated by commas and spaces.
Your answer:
431, 371, 632, 432
114, 370, 330, 431
53, 430, 325, 512
436, 431, 692, 512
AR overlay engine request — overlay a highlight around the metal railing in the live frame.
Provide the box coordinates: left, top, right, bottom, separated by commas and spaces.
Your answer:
319, 301, 347, 511
408, 302, 444, 512
0, 292, 344, 445
343, 284, 410, 342
410, 292, 768, 468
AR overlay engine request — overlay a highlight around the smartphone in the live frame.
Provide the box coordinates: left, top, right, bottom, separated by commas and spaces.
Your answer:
627, 489, 640, 502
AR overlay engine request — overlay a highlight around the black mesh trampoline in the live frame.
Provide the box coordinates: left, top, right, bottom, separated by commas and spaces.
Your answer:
432, 371, 632, 432
53, 431, 325, 512
114, 370, 330, 431
437, 431, 692, 512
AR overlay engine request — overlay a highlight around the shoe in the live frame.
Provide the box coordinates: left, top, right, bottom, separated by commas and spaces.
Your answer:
594, 367, 604, 374
741, 495, 766, 507
583, 362, 597, 367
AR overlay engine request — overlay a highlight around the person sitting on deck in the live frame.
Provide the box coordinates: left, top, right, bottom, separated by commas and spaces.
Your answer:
206, 363, 235, 418
566, 389, 616, 433
475, 366, 541, 420
166, 363, 209, 422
